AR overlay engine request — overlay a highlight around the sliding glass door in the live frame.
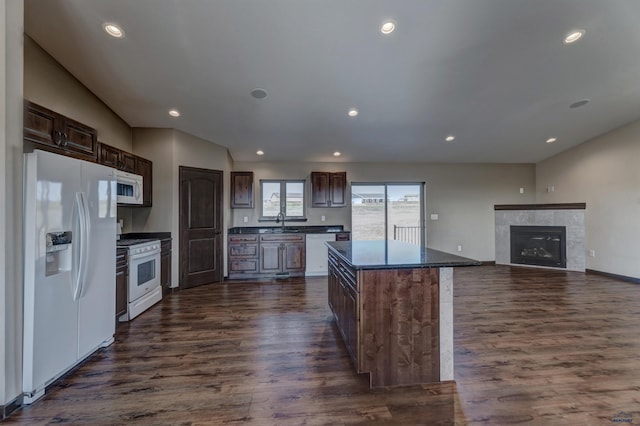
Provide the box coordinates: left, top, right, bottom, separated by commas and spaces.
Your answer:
351, 183, 424, 245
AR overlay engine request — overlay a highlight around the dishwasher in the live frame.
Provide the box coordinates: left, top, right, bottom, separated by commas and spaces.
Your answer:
305, 233, 337, 276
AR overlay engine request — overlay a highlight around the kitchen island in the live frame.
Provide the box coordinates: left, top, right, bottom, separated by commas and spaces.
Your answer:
326, 240, 480, 388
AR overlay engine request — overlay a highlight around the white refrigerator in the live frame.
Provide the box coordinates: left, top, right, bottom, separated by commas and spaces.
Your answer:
23, 150, 117, 404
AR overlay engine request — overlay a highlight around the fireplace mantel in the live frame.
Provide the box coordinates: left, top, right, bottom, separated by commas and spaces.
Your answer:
494, 203, 586, 211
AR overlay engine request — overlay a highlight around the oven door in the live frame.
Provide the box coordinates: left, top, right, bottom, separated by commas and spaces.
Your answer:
128, 249, 161, 302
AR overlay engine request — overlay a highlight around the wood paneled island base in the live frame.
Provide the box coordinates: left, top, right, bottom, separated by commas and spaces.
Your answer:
327, 240, 480, 388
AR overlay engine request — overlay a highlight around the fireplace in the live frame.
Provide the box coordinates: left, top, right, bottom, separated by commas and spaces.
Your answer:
510, 226, 567, 268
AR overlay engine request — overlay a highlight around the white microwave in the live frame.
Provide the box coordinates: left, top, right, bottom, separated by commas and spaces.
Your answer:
116, 170, 143, 205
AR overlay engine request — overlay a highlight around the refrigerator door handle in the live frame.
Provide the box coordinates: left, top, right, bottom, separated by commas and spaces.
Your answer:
73, 192, 90, 301
72, 193, 82, 300
79, 192, 91, 298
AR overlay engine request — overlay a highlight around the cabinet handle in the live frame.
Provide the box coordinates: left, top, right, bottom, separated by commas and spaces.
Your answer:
61, 132, 68, 147
53, 130, 62, 146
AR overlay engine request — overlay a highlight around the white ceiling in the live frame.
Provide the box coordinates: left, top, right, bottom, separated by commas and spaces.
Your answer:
24, 0, 640, 163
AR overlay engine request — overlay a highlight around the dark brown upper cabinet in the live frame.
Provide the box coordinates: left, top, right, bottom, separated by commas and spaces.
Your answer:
135, 156, 153, 207
310, 172, 347, 208
98, 142, 136, 173
230, 171, 254, 209
24, 101, 97, 162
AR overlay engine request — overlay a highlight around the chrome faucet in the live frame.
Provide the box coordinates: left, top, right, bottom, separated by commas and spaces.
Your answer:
276, 211, 285, 231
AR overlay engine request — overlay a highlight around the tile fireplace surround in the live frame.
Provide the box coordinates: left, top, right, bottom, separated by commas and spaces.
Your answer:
495, 203, 586, 272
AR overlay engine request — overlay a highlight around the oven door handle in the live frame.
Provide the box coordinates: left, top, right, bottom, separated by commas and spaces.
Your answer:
129, 248, 161, 261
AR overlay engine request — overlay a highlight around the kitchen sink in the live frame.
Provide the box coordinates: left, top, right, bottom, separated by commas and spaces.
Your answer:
263, 228, 301, 233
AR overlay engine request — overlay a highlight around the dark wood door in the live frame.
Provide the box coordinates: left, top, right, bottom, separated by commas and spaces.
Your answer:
98, 143, 122, 169
179, 166, 223, 289
61, 116, 98, 161
120, 151, 137, 173
329, 172, 347, 207
135, 157, 153, 206
24, 101, 57, 147
115, 248, 128, 320
259, 243, 282, 273
283, 242, 306, 272
310, 172, 331, 207
230, 171, 254, 208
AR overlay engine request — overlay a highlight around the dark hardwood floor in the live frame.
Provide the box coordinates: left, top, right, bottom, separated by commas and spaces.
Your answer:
6, 266, 640, 425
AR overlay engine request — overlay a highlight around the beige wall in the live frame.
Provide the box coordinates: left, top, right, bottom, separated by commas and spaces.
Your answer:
2, 0, 24, 407
131, 128, 175, 232
24, 36, 132, 151
132, 128, 234, 284
234, 161, 536, 262
536, 120, 640, 278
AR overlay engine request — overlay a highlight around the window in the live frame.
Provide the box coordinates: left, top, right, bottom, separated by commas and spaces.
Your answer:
351, 183, 425, 245
260, 180, 306, 219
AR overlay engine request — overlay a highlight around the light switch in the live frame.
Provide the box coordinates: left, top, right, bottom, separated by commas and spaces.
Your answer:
430, 214, 439, 220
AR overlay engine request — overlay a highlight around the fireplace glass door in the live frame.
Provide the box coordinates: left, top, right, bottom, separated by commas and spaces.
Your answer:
510, 225, 567, 268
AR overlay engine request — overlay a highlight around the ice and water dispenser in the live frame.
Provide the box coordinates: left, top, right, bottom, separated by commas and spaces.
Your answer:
45, 231, 72, 276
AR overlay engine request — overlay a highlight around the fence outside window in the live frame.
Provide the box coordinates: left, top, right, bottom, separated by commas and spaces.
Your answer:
393, 225, 422, 245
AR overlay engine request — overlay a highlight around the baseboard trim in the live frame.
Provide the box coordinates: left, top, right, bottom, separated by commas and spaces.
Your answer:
1, 395, 23, 419
586, 269, 640, 284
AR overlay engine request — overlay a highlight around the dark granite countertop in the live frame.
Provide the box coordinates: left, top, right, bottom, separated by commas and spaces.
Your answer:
228, 226, 348, 235
326, 240, 481, 270
119, 232, 172, 241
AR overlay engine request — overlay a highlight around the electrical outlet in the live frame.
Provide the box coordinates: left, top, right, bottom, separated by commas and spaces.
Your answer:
519, 187, 524, 194
321, 215, 326, 222
243, 216, 248, 223
430, 214, 439, 220
457, 245, 462, 252
588, 249, 596, 257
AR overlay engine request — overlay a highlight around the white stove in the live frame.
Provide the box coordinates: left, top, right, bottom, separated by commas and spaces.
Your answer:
117, 239, 162, 321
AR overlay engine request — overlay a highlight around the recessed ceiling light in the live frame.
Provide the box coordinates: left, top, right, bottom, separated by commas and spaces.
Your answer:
333, 151, 341, 157
347, 108, 358, 117
445, 135, 455, 142
103, 23, 125, 38
569, 99, 590, 109
251, 88, 268, 99
563, 29, 585, 44
546, 137, 557, 144
168, 109, 180, 117
256, 150, 264, 156
381, 20, 396, 35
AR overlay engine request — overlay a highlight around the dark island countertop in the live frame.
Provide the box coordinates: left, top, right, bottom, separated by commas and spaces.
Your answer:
326, 240, 481, 270
228, 225, 348, 235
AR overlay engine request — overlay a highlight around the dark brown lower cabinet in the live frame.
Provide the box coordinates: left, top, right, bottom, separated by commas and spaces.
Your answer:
259, 234, 306, 277
327, 252, 358, 364
161, 238, 172, 296
327, 249, 441, 388
228, 233, 306, 279
115, 248, 128, 320
228, 235, 260, 279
